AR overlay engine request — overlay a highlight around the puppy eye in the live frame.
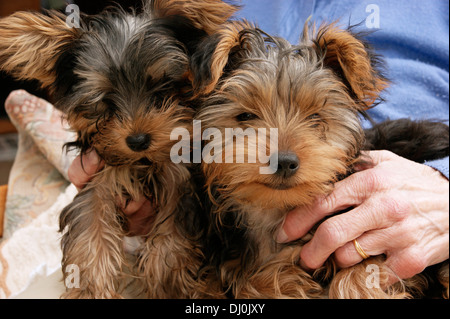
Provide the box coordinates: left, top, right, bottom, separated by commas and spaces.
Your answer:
306, 113, 321, 120
236, 112, 258, 122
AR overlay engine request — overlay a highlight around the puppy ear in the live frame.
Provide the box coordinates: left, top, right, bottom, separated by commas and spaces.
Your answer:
0, 11, 80, 90
190, 20, 255, 95
310, 23, 388, 108
148, 0, 239, 35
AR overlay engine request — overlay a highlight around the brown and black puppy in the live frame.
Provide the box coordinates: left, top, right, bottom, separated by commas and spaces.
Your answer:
192, 21, 448, 299
0, 0, 238, 298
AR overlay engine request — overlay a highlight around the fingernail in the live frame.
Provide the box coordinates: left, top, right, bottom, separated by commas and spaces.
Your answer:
276, 228, 288, 243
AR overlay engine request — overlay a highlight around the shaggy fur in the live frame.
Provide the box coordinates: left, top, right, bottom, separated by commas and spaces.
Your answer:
0, 0, 238, 298
193, 21, 449, 299
364, 119, 449, 163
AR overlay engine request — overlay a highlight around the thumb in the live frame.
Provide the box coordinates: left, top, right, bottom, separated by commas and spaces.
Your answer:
68, 148, 104, 191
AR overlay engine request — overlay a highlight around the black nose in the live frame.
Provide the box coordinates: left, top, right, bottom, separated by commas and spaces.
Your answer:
276, 152, 299, 178
126, 133, 151, 152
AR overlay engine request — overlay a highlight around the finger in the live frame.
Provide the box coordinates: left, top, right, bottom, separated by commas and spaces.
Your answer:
68, 149, 104, 190
384, 249, 428, 283
276, 201, 328, 243
277, 168, 385, 243
333, 230, 388, 268
360, 150, 397, 166
300, 196, 408, 269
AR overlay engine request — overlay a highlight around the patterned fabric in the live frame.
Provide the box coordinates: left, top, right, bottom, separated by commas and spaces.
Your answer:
0, 90, 77, 298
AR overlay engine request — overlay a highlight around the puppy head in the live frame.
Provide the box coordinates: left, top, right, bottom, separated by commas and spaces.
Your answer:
56, 8, 199, 166
0, 1, 238, 165
196, 22, 388, 209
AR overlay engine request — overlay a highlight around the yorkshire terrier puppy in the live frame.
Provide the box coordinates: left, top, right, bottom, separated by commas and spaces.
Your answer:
192, 21, 449, 298
0, 0, 238, 298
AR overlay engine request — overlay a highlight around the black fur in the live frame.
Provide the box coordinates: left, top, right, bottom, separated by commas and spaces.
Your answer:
364, 119, 450, 163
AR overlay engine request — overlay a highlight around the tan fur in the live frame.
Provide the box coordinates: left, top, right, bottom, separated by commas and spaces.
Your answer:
149, 0, 238, 35
0, 11, 79, 90
60, 168, 129, 298
309, 23, 389, 108
204, 20, 255, 93
230, 245, 323, 299
223, 206, 324, 298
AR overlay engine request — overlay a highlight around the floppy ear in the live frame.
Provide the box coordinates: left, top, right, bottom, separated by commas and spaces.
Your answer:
148, 0, 239, 35
190, 20, 255, 95
0, 11, 80, 91
310, 23, 388, 109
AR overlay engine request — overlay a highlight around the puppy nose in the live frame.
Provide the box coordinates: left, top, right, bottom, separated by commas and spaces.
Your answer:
126, 133, 151, 152
276, 152, 299, 178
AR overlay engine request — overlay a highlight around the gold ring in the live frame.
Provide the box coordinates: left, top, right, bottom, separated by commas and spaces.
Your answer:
353, 239, 370, 259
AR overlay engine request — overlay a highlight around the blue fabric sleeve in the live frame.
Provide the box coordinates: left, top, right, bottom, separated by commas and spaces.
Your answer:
236, 0, 449, 177
425, 157, 449, 180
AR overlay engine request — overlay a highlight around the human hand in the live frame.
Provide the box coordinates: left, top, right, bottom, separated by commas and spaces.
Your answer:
276, 150, 449, 282
68, 149, 156, 236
